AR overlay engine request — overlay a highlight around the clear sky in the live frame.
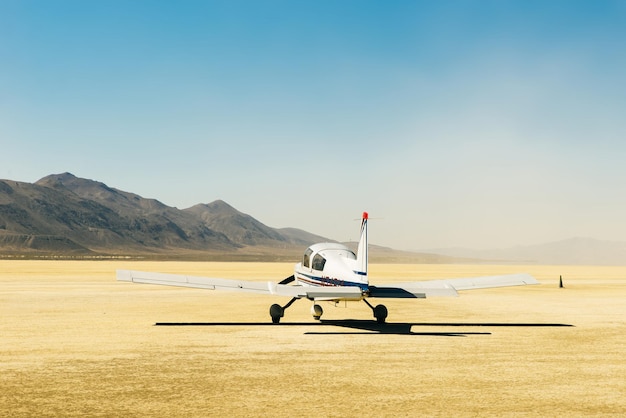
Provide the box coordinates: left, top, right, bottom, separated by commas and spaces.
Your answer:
2, 1, 626, 250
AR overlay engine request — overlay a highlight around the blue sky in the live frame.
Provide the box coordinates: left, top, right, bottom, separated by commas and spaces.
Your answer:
2, 1, 626, 250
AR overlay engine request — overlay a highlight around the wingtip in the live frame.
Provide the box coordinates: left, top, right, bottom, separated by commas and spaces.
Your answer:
522, 273, 540, 285
116, 269, 132, 282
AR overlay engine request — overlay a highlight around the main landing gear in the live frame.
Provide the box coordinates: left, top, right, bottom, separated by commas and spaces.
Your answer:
269, 299, 388, 324
269, 300, 324, 323
364, 299, 388, 324
269, 297, 298, 324
270, 275, 298, 324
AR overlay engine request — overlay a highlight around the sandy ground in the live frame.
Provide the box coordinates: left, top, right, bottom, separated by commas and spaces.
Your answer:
1, 261, 625, 417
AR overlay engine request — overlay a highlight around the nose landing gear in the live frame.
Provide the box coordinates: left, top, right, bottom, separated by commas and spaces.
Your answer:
311, 304, 323, 320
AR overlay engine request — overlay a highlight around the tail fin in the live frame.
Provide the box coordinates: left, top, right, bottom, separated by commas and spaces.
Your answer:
355, 212, 368, 279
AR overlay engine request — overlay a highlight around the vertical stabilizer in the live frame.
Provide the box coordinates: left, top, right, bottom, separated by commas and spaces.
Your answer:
355, 212, 368, 280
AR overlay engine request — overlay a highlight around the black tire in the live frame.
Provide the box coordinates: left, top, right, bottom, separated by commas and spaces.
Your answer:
373, 304, 388, 324
269, 304, 284, 324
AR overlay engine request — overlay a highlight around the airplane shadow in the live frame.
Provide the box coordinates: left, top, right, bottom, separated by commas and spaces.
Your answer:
154, 320, 574, 336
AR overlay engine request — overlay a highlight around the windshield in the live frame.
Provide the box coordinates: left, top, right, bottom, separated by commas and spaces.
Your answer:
312, 254, 326, 271
303, 248, 313, 268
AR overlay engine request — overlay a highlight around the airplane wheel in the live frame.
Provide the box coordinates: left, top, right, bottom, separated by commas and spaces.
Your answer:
311, 304, 323, 320
270, 304, 284, 324
373, 304, 388, 324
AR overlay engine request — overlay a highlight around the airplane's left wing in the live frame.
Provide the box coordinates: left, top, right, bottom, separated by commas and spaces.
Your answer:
116, 270, 363, 300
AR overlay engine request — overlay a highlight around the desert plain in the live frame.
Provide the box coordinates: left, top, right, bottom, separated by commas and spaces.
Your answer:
1, 260, 625, 417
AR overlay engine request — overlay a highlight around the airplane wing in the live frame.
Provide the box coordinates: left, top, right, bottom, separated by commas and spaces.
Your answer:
368, 273, 538, 299
116, 270, 363, 300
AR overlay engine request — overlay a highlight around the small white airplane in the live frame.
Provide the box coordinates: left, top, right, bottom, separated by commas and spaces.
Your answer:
117, 212, 538, 323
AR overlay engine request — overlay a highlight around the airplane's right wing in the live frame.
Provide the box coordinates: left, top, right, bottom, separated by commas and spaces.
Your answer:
116, 270, 363, 300
368, 273, 538, 299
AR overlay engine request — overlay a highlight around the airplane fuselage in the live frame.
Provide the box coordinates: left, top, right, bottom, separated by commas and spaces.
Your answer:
294, 242, 368, 297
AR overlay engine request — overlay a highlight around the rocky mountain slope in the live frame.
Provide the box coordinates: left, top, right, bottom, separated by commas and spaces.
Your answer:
0, 173, 327, 259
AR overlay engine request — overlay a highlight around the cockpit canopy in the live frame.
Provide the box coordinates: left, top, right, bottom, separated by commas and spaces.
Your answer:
302, 243, 356, 271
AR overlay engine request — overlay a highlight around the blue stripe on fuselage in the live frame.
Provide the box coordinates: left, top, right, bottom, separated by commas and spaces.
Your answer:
297, 273, 369, 292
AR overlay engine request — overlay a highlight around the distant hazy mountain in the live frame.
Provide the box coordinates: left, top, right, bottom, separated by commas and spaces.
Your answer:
425, 237, 626, 265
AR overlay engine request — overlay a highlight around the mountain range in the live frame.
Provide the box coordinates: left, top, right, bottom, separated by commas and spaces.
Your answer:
0, 173, 458, 262
2, 173, 625, 264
